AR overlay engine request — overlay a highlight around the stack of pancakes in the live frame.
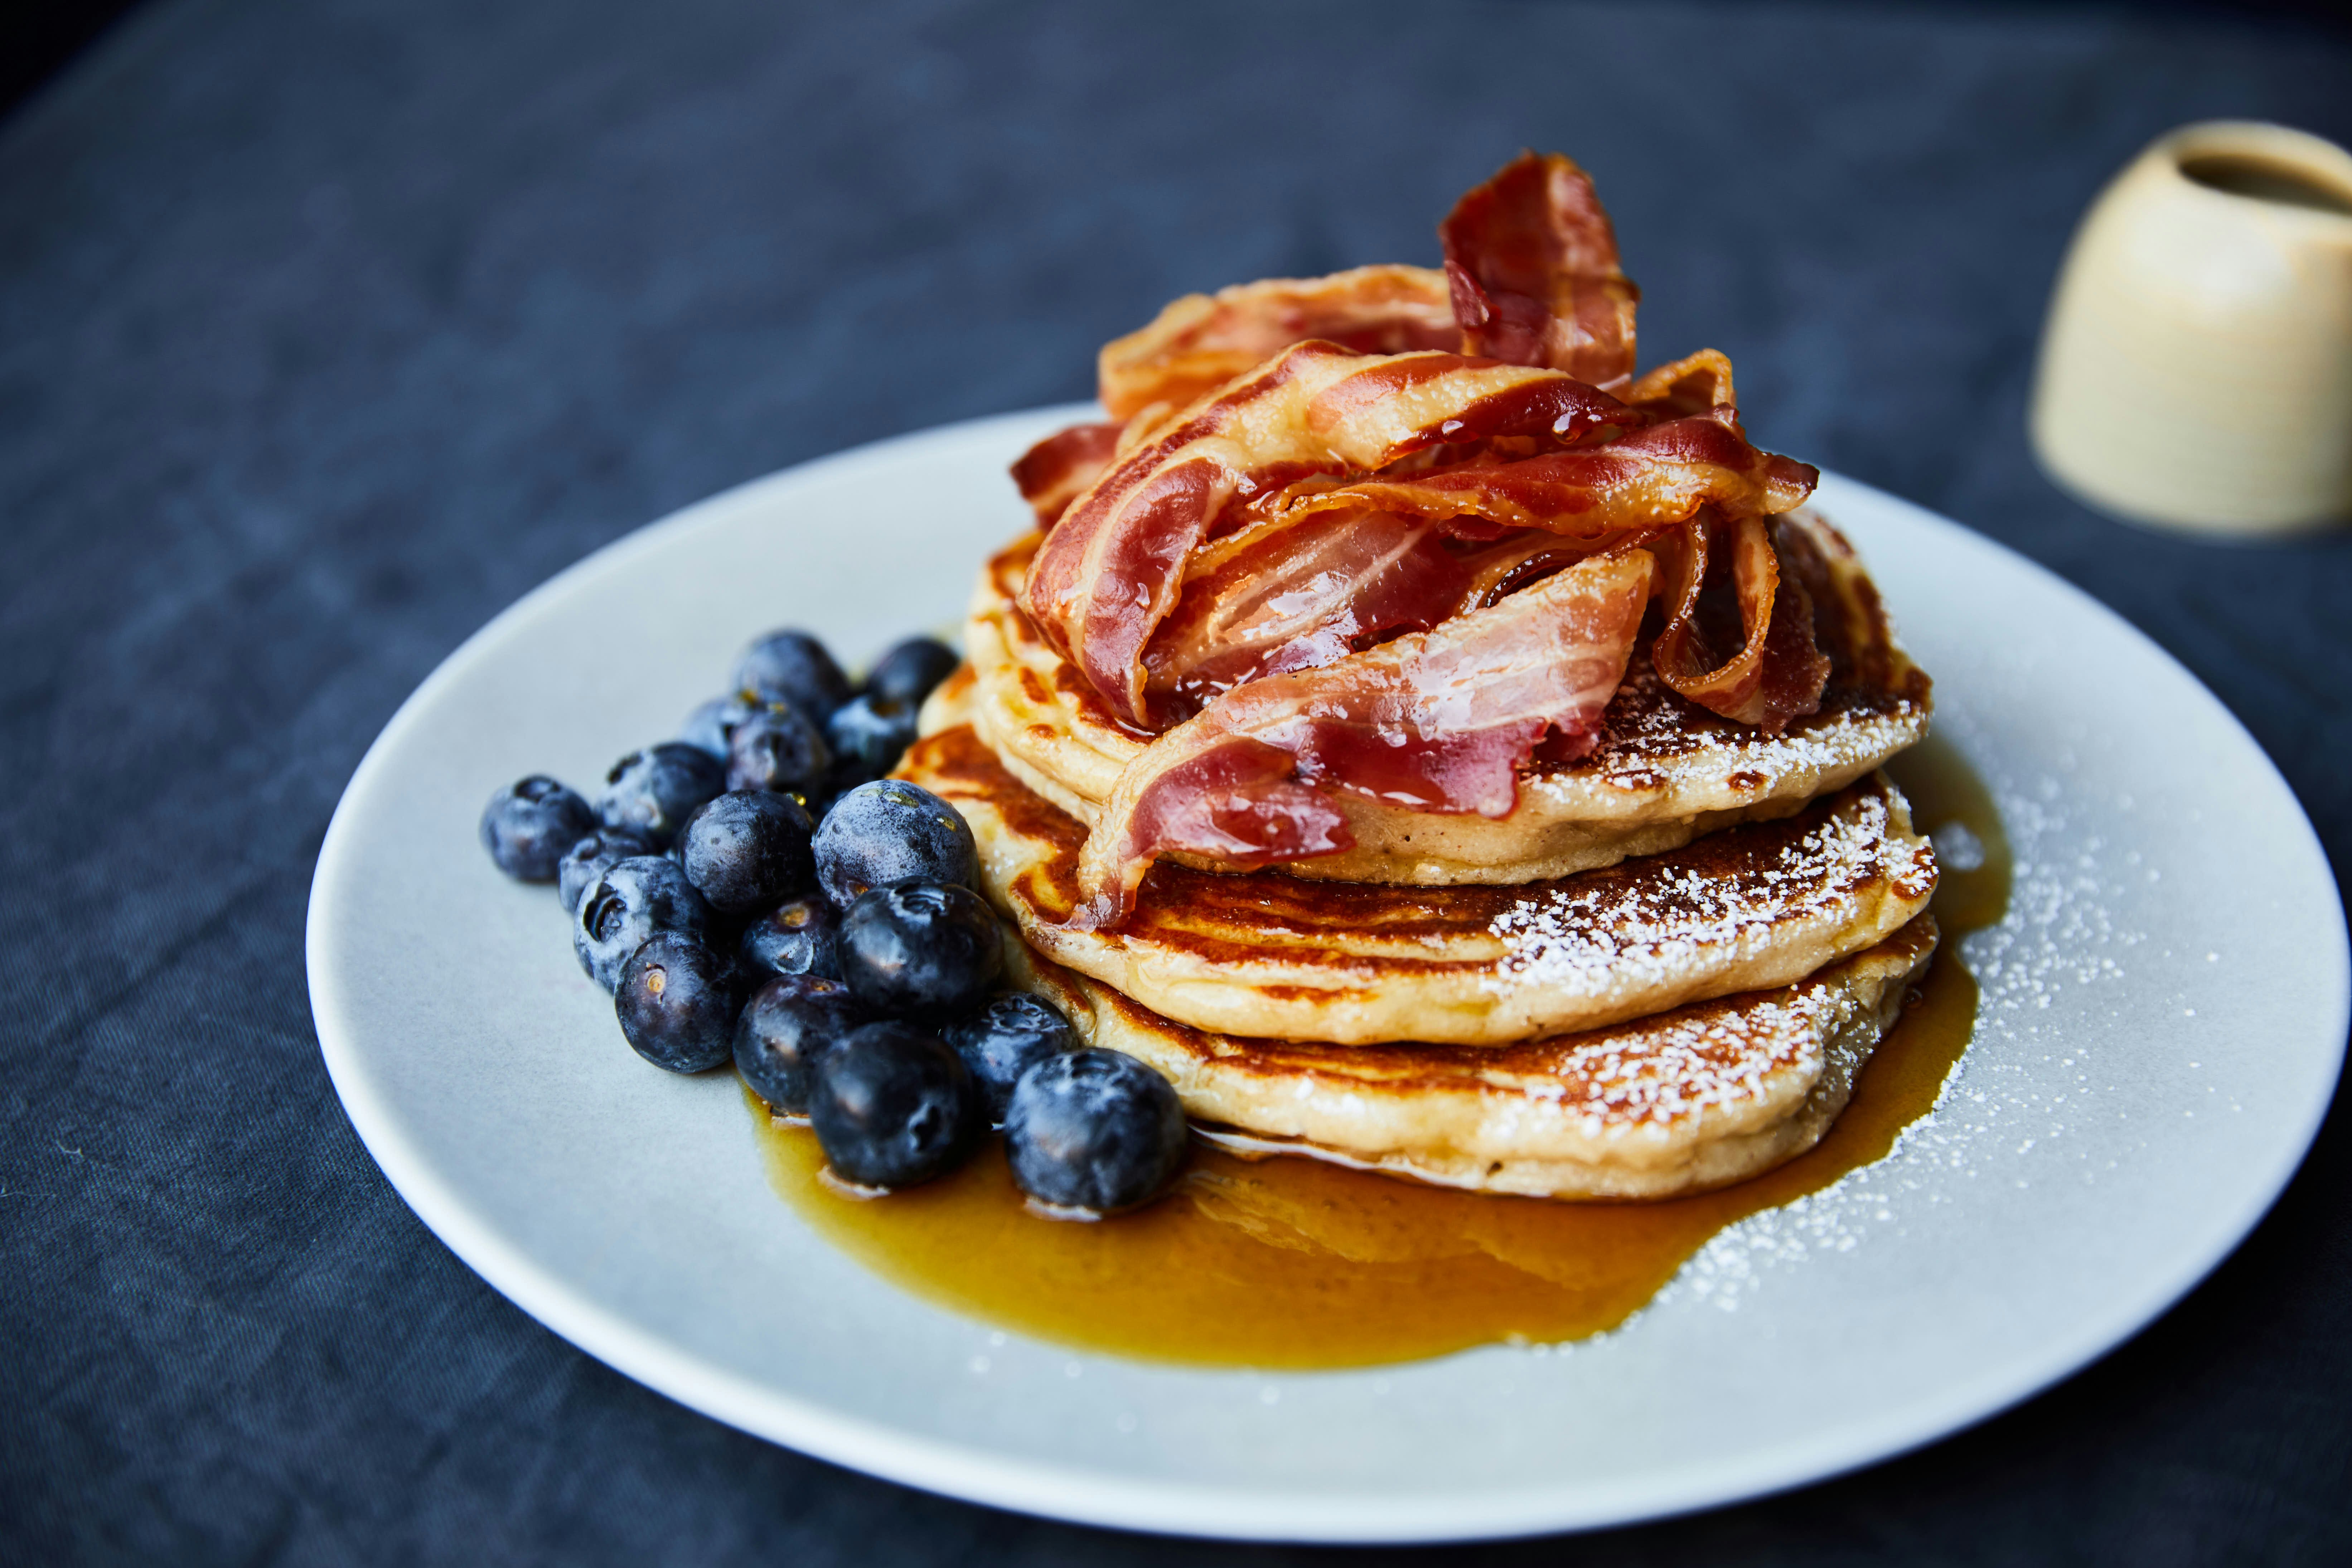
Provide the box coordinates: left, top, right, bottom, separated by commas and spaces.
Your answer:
901, 508, 1940, 1200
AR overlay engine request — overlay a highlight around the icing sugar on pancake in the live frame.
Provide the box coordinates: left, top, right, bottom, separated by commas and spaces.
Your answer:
1010, 915, 1937, 1200
897, 717, 1936, 1048
950, 508, 1931, 888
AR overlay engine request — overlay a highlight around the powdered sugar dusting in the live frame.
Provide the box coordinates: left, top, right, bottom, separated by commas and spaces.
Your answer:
1606, 716, 2151, 1329
1519, 987, 1849, 1131
1485, 786, 1929, 1003
1527, 664, 1927, 802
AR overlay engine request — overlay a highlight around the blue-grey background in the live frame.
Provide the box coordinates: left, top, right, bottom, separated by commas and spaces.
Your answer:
5, 0, 2349, 1561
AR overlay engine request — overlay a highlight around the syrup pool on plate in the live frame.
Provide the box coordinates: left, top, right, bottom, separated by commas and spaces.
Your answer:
750, 736, 2007, 1369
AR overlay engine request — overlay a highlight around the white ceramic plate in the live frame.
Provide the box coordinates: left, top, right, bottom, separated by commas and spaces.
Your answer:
308, 407, 2348, 1543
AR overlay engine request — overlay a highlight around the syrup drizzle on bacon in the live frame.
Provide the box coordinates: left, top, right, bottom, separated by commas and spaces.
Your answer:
1070, 553, 1657, 928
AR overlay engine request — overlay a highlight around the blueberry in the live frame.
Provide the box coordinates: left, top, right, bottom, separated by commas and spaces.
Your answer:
480, 776, 596, 881
558, 826, 660, 914
616, 933, 743, 1073
825, 693, 921, 794
864, 636, 960, 709
739, 894, 841, 980
574, 856, 711, 992
944, 993, 1077, 1124
735, 973, 866, 1114
1003, 1049, 1189, 1215
808, 1020, 982, 1189
838, 882, 1003, 1018
677, 790, 816, 914
597, 743, 725, 848
725, 705, 832, 796
734, 630, 852, 725
812, 779, 978, 907
680, 693, 756, 758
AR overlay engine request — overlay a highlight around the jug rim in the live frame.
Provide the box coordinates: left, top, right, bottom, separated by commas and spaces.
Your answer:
2148, 120, 2352, 232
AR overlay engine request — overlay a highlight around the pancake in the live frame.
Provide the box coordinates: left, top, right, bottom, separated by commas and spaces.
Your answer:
897, 720, 1938, 1047
943, 507, 1933, 889
1007, 914, 1937, 1200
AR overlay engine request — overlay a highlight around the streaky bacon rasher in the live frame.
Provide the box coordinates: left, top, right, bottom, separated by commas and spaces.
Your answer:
1010, 419, 1124, 529
1096, 264, 1459, 421
1069, 551, 1658, 929
1441, 150, 1640, 388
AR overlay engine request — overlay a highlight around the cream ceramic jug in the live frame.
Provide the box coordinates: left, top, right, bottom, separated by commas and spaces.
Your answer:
2031, 121, 2352, 537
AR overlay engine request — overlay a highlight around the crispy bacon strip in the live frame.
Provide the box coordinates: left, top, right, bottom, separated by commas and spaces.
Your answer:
1265, 411, 1819, 540
1650, 512, 1831, 729
1626, 348, 1734, 416
1070, 553, 1656, 928
1139, 510, 1474, 725
1140, 514, 1635, 725
1010, 420, 1126, 529
1021, 342, 1636, 729
1098, 265, 1459, 420
1441, 151, 1640, 386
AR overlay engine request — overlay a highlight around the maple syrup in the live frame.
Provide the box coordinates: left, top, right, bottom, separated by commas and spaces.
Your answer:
752, 735, 2006, 1368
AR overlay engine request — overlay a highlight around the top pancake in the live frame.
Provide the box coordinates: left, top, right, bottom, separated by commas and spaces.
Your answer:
947, 507, 1933, 888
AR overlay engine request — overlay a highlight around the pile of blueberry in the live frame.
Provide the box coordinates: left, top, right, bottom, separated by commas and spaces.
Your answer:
476, 628, 1189, 1216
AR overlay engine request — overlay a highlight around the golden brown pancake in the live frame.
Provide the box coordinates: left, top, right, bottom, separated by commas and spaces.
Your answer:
1008, 916, 1937, 1200
945, 508, 1932, 887
897, 720, 1937, 1047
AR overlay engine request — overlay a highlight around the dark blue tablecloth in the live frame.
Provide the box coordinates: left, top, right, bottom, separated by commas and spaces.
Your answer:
6, 1, 2350, 1560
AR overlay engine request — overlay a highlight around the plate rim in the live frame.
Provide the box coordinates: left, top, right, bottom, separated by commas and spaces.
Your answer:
306, 405, 2350, 1543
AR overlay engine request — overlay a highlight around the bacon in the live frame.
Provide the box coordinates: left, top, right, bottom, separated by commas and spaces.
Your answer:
1456, 532, 1612, 609
1254, 421, 1825, 733
1070, 553, 1655, 928
1021, 342, 1643, 729
1201, 388, 1822, 736
1265, 410, 1819, 541
1010, 420, 1126, 529
1625, 348, 1735, 416
1018, 147, 1837, 892
1649, 511, 1831, 730
1097, 265, 1460, 421
1441, 151, 1640, 386
1139, 510, 1475, 725
1139, 513, 1640, 725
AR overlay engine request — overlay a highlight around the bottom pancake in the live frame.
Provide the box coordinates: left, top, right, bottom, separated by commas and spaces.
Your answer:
1007, 915, 1938, 1201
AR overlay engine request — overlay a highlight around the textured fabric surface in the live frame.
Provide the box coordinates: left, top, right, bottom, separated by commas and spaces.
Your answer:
4, 1, 2350, 1561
